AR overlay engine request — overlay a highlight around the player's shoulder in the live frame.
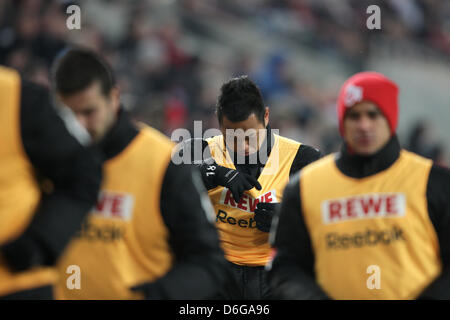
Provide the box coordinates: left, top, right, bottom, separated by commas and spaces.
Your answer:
205, 135, 224, 154
20, 79, 53, 117
137, 122, 174, 150
0, 66, 49, 113
275, 134, 321, 169
297, 144, 321, 159
400, 149, 433, 168
205, 134, 222, 144
275, 135, 321, 157
300, 153, 336, 176
275, 134, 301, 150
0, 65, 20, 87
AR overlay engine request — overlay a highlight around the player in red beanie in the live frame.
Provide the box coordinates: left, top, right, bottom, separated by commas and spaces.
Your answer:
337, 71, 399, 155
268, 71, 450, 299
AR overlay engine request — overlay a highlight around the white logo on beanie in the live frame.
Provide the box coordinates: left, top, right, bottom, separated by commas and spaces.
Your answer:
345, 84, 363, 107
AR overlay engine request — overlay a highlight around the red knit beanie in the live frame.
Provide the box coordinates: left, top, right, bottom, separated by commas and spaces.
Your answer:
337, 71, 399, 137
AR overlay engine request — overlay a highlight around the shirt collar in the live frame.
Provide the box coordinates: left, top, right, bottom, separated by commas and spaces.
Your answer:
97, 107, 139, 161
335, 135, 401, 178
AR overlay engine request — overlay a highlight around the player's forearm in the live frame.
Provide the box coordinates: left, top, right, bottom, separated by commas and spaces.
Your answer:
269, 175, 327, 298
418, 267, 450, 299
155, 250, 226, 299
269, 258, 329, 300
421, 165, 450, 299
156, 162, 227, 299
2, 148, 101, 271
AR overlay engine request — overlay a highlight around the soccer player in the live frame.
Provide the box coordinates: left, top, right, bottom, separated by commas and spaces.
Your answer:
180, 76, 321, 299
0, 65, 102, 299
52, 48, 226, 299
269, 72, 450, 299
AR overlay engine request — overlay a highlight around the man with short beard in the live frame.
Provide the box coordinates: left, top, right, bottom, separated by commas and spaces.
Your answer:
181, 76, 321, 299
269, 72, 450, 300
52, 48, 226, 300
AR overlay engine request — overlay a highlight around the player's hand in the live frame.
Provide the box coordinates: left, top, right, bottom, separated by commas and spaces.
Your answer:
212, 166, 262, 202
254, 202, 280, 233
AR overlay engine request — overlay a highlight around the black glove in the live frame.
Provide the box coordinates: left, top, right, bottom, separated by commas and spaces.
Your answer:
130, 281, 167, 300
1, 236, 45, 272
206, 164, 262, 202
254, 202, 280, 233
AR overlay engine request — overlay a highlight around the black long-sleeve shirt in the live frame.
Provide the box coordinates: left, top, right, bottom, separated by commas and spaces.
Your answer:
99, 110, 226, 299
1, 80, 102, 271
269, 136, 450, 299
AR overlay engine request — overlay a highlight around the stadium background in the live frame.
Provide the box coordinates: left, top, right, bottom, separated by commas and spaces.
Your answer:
1, 0, 449, 165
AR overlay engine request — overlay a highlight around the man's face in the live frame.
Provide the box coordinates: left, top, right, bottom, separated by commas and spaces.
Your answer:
58, 81, 119, 142
343, 101, 391, 156
220, 108, 269, 156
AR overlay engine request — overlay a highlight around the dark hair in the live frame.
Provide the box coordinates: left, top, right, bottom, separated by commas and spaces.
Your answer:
216, 76, 265, 125
52, 47, 115, 96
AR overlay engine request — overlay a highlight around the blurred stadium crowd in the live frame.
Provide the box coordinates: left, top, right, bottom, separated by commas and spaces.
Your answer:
0, 0, 449, 165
